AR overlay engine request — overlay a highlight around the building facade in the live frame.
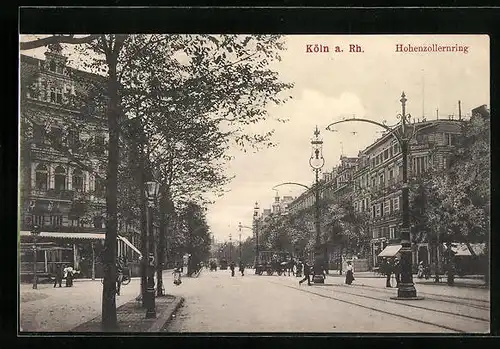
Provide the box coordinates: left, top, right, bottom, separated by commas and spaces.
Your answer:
286, 118, 465, 270
20, 46, 140, 279
358, 119, 463, 268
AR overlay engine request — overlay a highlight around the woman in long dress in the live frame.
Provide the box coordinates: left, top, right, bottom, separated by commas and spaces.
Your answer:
345, 261, 355, 285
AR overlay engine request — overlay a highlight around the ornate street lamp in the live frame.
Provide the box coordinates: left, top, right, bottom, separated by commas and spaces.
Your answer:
309, 126, 326, 283
144, 181, 160, 318
239, 233, 242, 260
238, 222, 252, 264
326, 92, 428, 300
253, 202, 260, 273
31, 224, 41, 290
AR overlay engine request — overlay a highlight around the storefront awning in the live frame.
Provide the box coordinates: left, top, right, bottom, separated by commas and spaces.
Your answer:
20, 230, 106, 240
20, 231, 143, 256
443, 242, 486, 256
118, 235, 142, 257
378, 244, 402, 257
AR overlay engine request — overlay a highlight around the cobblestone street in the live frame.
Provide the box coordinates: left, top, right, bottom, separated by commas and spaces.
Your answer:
164, 269, 489, 333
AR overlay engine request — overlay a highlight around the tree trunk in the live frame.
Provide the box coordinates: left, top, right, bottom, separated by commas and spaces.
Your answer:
101, 46, 120, 331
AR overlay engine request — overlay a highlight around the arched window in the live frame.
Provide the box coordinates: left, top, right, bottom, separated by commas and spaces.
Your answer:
54, 166, 66, 191
72, 169, 84, 192
49, 60, 56, 72
35, 164, 48, 190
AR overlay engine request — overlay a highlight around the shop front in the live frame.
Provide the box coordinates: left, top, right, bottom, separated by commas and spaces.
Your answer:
19, 230, 142, 280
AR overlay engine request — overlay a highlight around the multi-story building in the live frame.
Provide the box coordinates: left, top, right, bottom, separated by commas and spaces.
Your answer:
285, 117, 465, 270
19, 45, 140, 280
271, 194, 295, 215
353, 118, 463, 268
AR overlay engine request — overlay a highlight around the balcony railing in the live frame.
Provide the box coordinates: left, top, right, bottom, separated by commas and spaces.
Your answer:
74, 191, 106, 204
30, 189, 75, 201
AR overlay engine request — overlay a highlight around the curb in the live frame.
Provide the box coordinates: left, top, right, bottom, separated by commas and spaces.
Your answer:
148, 296, 184, 332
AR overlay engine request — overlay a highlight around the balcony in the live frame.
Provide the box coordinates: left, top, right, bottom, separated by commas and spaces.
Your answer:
30, 188, 75, 201
74, 191, 106, 205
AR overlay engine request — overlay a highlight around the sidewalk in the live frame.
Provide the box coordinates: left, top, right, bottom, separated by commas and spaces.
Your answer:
71, 295, 184, 332
326, 270, 488, 289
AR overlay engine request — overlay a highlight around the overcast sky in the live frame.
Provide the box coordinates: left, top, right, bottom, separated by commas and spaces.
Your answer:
20, 35, 489, 243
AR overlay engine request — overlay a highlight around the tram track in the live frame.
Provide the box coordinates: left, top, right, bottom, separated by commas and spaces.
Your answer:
266, 279, 489, 333
328, 282, 490, 311
326, 285, 489, 322
340, 281, 489, 307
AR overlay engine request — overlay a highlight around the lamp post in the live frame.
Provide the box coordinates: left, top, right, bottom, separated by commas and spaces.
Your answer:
239, 233, 242, 259
309, 126, 326, 283
145, 181, 160, 318
239, 222, 252, 265
253, 202, 260, 273
229, 233, 232, 261
31, 224, 41, 289
326, 92, 426, 300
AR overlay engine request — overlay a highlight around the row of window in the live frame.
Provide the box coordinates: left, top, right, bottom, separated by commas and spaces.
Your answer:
28, 79, 74, 105
32, 124, 107, 155
371, 197, 400, 218
372, 226, 397, 239
34, 164, 105, 195
32, 214, 105, 228
369, 142, 401, 169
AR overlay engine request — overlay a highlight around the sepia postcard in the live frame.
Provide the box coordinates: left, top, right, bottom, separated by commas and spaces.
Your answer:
18, 33, 490, 334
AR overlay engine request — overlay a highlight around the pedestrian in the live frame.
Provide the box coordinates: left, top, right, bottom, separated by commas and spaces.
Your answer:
417, 261, 424, 279
64, 265, 74, 287
239, 260, 245, 276
345, 261, 355, 285
229, 261, 236, 277
385, 258, 393, 288
116, 256, 124, 295
53, 264, 62, 288
299, 261, 312, 286
394, 258, 401, 287
296, 260, 303, 278
173, 264, 182, 285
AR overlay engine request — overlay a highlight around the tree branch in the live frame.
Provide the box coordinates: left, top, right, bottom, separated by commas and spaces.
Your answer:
20, 35, 100, 50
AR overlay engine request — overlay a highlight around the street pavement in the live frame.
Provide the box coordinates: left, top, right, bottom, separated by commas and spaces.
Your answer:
19, 278, 142, 332
164, 268, 490, 333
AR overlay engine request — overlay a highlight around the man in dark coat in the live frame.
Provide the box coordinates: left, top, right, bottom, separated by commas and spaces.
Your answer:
299, 261, 312, 286
229, 261, 236, 277
239, 260, 245, 276
384, 259, 393, 287
53, 264, 63, 288
394, 258, 401, 287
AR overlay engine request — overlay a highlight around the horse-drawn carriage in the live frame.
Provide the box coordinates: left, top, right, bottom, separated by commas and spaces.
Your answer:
209, 258, 218, 271
219, 258, 228, 270
255, 251, 293, 276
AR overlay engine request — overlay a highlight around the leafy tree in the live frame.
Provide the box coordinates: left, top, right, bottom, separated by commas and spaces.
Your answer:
409, 109, 490, 279
178, 202, 211, 275
21, 34, 293, 328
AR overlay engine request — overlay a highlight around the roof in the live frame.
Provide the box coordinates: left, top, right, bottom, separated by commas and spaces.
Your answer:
20, 54, 105, 82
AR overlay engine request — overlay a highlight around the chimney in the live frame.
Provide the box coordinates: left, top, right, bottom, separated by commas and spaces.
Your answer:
458, 100, 462, 120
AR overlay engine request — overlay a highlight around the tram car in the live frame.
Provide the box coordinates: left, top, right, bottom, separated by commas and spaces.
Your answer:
219, 258, 228, 270
255, 251, 293, 276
